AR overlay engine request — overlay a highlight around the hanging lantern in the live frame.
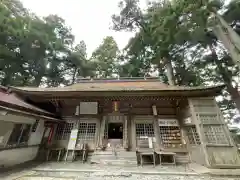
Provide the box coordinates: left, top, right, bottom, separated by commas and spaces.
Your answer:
113, 101, 119, 112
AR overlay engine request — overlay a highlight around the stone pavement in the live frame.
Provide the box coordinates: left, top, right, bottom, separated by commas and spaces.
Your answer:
32, 162, 240, 176
33, 162, 195, 174
2, 162, 240, 180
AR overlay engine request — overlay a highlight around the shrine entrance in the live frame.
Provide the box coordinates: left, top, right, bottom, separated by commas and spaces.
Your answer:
108, 122, 123, 148
108, 123, 123, 139
101, 113, 128, 149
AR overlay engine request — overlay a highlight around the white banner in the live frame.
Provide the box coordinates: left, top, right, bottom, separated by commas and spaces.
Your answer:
80, 102, 98, 114
158, 119, 179, 126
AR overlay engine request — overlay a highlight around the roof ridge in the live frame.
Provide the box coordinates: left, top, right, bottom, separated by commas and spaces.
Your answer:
74, 77, 165, 84
76, 76, 160, 80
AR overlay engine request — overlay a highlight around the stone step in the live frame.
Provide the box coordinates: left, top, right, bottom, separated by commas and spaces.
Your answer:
117, 152, 136, 157
93, 159, 138, 166
90, 150, 137, 165
91, 157, 118, 161
92, 153, 136, 158
93, 151, 115, 155
90, 156, 136, 160
105, 148, 126, 151
93, 150, 135, 155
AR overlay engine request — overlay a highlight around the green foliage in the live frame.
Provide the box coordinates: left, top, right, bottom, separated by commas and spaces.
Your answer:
112, 0, 144, 31
90, 36, 119, 78
0, 0, 94, 87
112, 0, 240, 120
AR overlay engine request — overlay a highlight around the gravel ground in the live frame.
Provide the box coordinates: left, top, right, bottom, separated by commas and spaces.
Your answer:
33, 162, 194, 173
17, 172, 240, 180
17, 175, 240, 180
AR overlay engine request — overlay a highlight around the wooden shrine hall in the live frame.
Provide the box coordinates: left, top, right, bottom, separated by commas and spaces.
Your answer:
10, 77, 240, 168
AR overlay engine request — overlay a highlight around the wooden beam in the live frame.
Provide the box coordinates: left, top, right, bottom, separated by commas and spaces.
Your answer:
28, 95, 186, 102
13, 86, 224, 98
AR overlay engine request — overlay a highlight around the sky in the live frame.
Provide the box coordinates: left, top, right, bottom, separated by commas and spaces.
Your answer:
20, 0, 231, 57
20, 0, 147, 56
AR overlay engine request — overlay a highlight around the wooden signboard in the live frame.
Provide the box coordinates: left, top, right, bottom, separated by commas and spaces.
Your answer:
80, 102, 98, 114
158, 119, 179, 126
67, 129, 78, 150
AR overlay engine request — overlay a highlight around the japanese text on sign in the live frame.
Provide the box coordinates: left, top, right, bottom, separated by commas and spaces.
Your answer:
158, 119, 179, 126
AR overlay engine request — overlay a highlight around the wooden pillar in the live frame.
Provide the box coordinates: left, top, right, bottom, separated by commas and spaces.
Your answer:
176, 102, 189, 150
131, 117, 136, 150
48, 125, 55, 145
188, 98, 210, 167
123, 115, 128, 149
153, 117, 161, 150
99, 116, 106, 147
96, 116, 102, 147
152, 105, 161, 149
127, 115, 132, 149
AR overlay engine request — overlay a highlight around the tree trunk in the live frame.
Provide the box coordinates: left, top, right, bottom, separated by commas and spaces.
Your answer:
34, 75, 42, 87
209, 45, 240, 112
72, 67, 77, 84
212, 13, 240, 68
162, 57, 175, 85
227, 85, 240, 113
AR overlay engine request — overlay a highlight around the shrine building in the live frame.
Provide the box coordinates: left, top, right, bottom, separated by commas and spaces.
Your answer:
5, 77, 240, 168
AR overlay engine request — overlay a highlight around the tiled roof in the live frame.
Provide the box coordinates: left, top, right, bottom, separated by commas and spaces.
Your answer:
10, 79, 225, 92
0, 91, 53, 115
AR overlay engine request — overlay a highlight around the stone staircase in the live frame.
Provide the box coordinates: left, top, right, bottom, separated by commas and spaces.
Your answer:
90, 147, 137, 166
